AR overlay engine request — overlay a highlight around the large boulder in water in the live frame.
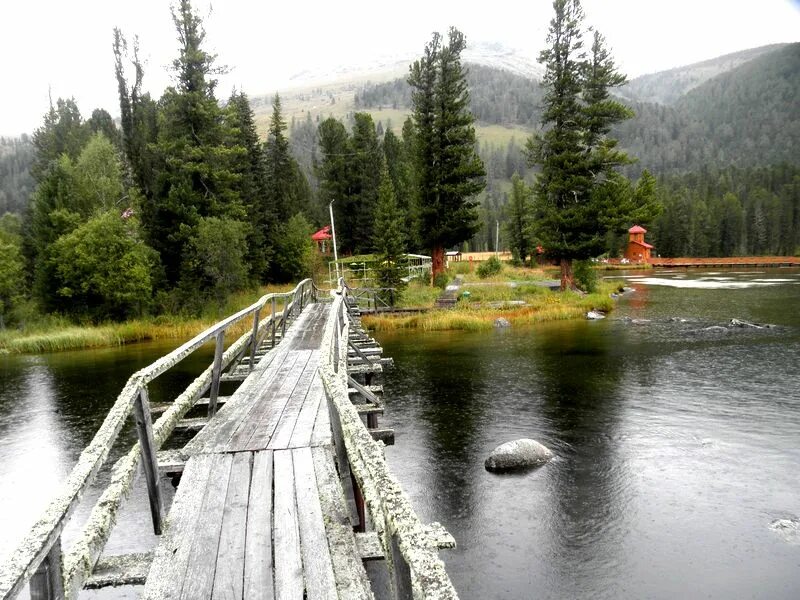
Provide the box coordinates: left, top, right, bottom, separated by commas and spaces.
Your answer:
485, 439, 553, 473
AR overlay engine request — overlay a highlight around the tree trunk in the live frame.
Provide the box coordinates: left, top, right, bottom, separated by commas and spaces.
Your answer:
560, 258, 575, 291
431, 244, 446, 281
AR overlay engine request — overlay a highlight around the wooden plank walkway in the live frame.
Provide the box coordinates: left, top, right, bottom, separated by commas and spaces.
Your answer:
142, 303, 372, 600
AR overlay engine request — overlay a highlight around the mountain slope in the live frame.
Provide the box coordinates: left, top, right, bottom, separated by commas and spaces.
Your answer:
620, 44, 788, 105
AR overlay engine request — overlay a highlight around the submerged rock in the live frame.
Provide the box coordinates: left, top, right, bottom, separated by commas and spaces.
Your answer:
494, 317, 511, 328
586, 310, 606, 320
485, 439, 553, 473
769, 518, 800, 545
730, 318, 772, 329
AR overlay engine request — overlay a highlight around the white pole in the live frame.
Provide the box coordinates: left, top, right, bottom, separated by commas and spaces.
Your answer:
495, 220, 499, 256
329, 200, 340, 281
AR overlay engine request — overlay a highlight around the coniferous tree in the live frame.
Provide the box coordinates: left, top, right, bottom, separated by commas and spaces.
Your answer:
149, 0, 245, 288
505, 174, 534, 265
317, 117, 356, 254
527, 0, 640, 288
409, 27, 485, 278
350, 112, 382, 253
373, 157, 407, 303
264, 94, 295, 221
226, 90, 272, 281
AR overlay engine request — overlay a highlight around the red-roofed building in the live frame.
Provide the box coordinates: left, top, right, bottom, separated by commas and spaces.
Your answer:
311, 225, 333, 254
625, 225, 654, 262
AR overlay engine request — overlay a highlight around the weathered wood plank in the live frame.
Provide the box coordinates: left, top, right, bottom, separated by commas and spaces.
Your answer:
142, 454, 215, 600
368, 428, 395, 445
273, 450, 303, 599
226, 351, 307, 450
311, 446, 373, 600
293, 447, 337, 600
244, 451, 274, 600
211, 452, 251, 600
354, 532, 385, 562
179, 453, 234, 600
310, 383, 332, 447
84, 552, 152, 589
289, 375, 324, 448
266, 354, 321, 450
185, 346, 299, 455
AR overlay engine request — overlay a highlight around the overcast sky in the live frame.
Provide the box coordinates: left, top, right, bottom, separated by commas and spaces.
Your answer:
1, 0, 798, 136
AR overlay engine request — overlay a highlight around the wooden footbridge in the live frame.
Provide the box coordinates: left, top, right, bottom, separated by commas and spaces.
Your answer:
0, 280, 458, 599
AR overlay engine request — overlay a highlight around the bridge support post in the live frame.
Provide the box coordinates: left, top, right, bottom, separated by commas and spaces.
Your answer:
208, 330, 225, 417
390, 534, 413, 599
133, 386, 163, 535
29, 536, 65, 600
248, 308, 260, 372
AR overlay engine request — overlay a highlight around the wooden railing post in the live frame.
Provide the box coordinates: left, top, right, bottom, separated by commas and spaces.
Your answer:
208, 330, 225, 417
133, 386, 163, 535
29, 536, 64, 600
248, 308, 260, 372
271, 296, 277, 348
281, 299, 288, 338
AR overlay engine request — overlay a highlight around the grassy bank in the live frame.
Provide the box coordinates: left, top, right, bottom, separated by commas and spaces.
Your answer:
0, 284, 296, 355
363, 281, 618, 332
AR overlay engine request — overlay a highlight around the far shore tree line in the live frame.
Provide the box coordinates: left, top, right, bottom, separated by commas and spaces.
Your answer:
1, 0, 797, 328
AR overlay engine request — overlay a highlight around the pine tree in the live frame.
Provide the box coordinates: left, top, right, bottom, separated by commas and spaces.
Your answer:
527, 0, 639, 289
505, 174, 534, 265
316, 117, 356, 253
373, 158, 406, 304
409, 27, 485, 278
350, 112, 382, 253
148, 0, 244, 287
264, 94, 295, 221
226, 90, 272, 281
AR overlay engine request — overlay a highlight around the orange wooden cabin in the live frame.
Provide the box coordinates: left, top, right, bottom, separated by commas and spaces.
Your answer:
624, 225, 654, 262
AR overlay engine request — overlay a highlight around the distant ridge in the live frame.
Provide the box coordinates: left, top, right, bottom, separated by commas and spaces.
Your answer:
620, 43, 789, 105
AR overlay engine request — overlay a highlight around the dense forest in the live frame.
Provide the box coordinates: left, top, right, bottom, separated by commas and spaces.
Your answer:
354, 43, 800, 254
0, 136, 35, 215
1, 18, 799, 329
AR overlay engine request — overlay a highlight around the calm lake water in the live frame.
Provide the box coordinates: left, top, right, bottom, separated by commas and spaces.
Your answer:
1, 268, 799, 599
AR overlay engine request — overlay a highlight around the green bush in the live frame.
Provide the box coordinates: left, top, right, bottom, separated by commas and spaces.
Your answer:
433, 272, 450, 289
477, 256, 503, 279
574, 260, 598, 293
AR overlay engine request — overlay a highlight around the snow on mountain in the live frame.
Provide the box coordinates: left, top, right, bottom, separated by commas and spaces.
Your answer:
284, 42, 542, 88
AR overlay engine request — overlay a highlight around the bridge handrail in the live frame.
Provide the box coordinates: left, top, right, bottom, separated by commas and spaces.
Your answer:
0, 279, 315, 600
319, 281, 458, 599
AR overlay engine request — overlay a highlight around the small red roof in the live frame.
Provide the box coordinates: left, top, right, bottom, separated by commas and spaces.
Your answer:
311, 225, 332, 241
630, 240, 654, 249
629, 225, 647, 234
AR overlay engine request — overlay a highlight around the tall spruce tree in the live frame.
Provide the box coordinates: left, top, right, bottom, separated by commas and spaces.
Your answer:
226, 90, 272, 281
149, 0, 245, 287
350, 112, 382, 253
505, 174, 534, 265
316, 118, 356, 254
527, 0, 640, 289
409, 28, 485, 278
264, 94, 294, 221
373, 157, 406, 303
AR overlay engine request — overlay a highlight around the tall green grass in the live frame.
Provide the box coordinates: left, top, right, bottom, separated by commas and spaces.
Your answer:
0, 283, 299, 355
363, 282, 618, 332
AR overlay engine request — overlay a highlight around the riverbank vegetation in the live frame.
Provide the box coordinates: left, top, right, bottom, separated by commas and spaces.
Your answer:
364, 280, 617, 332
0, 284, 293, 354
